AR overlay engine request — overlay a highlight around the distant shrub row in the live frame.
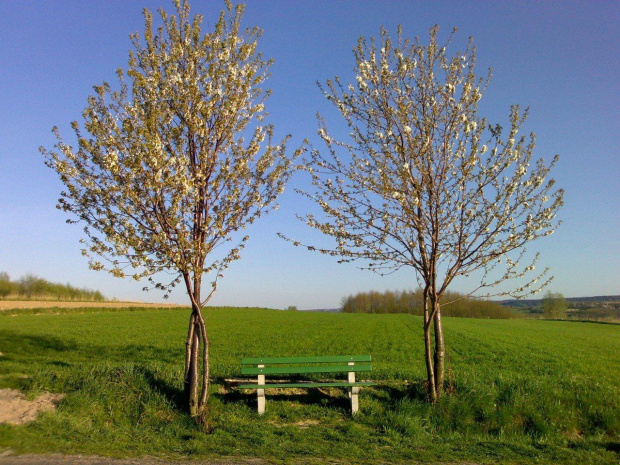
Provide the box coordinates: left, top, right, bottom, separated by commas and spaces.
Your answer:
0, 272, 105, 301
341, 289, 517, 319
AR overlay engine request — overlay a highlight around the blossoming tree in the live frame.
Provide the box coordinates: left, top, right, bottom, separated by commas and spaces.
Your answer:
42, 0, 295, 416
285, 27, 563, 402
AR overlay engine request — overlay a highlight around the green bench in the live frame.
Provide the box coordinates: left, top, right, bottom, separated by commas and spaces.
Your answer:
239, 355, 375, 414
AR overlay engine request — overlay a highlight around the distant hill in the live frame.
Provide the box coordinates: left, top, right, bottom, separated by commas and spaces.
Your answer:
303, 308, 341, 313
500, 295, 620, 322
501, 295, 620, 307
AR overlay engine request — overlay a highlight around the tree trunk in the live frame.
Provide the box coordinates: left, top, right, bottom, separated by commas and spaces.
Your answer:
184, 302, 210, 417
422, 287, 438, 403
424, 322, 437, 402
184, 312, 196, 395
186, 322, 200, 416
198, 313, 210, 407
181, 270, 212, 418
433, 302, 445, 399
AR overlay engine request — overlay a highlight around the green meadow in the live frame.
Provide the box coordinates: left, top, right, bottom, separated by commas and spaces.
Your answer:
0, 307, 618, 464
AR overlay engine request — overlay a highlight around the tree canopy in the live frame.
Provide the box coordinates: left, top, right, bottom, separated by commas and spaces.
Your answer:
284, 26, 563, 401
42, 0, 296, 417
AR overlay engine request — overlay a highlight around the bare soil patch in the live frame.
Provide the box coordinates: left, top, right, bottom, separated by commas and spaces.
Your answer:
0, 388, 64, 425
0, 300, 186, 311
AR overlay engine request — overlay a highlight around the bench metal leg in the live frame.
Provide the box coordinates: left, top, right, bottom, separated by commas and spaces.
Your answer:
257, 366, 265, 414
347, 365, 359, 414
257, 387, 265, 415
350, 386, 359, 414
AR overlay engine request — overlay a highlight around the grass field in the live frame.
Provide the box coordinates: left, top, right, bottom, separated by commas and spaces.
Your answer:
0, 306, 618, 464
0, 300, 186, 310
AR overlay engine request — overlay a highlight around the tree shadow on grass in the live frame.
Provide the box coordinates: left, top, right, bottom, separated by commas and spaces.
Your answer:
141, 367, 186, 412
0, 329, 188, 404
112, 344, 180, 365
0, 331, 80, 372
0, 330, 79, 355
0, 330, 181, 365
367, 380, 429, 405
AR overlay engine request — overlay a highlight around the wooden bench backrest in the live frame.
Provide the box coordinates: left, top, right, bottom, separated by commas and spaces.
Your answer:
241, 355, 372, 376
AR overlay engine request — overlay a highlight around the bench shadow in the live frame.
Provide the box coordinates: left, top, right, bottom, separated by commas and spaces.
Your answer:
214, 376, 351, 413
215, 376, 431, 414
603, 441, 620, 453
270, 389, 350, 412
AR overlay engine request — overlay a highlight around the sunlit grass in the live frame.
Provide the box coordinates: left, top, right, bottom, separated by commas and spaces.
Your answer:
0, 307, 618, 464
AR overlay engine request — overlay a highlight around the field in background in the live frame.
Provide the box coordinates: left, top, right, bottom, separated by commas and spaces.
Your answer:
0, 306, 618, 464
0, 300, 186, 310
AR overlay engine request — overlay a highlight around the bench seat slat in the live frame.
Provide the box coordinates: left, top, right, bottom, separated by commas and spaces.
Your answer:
239, 381, 376, 389
241, 364, 372, 375
241, 355, 371, 365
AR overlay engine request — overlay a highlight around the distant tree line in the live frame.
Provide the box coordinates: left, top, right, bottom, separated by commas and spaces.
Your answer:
341, 289, 517, 319
0, 272, 105, 301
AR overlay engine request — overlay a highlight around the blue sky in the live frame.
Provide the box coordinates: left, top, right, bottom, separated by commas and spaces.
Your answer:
0, 1, 618, 309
